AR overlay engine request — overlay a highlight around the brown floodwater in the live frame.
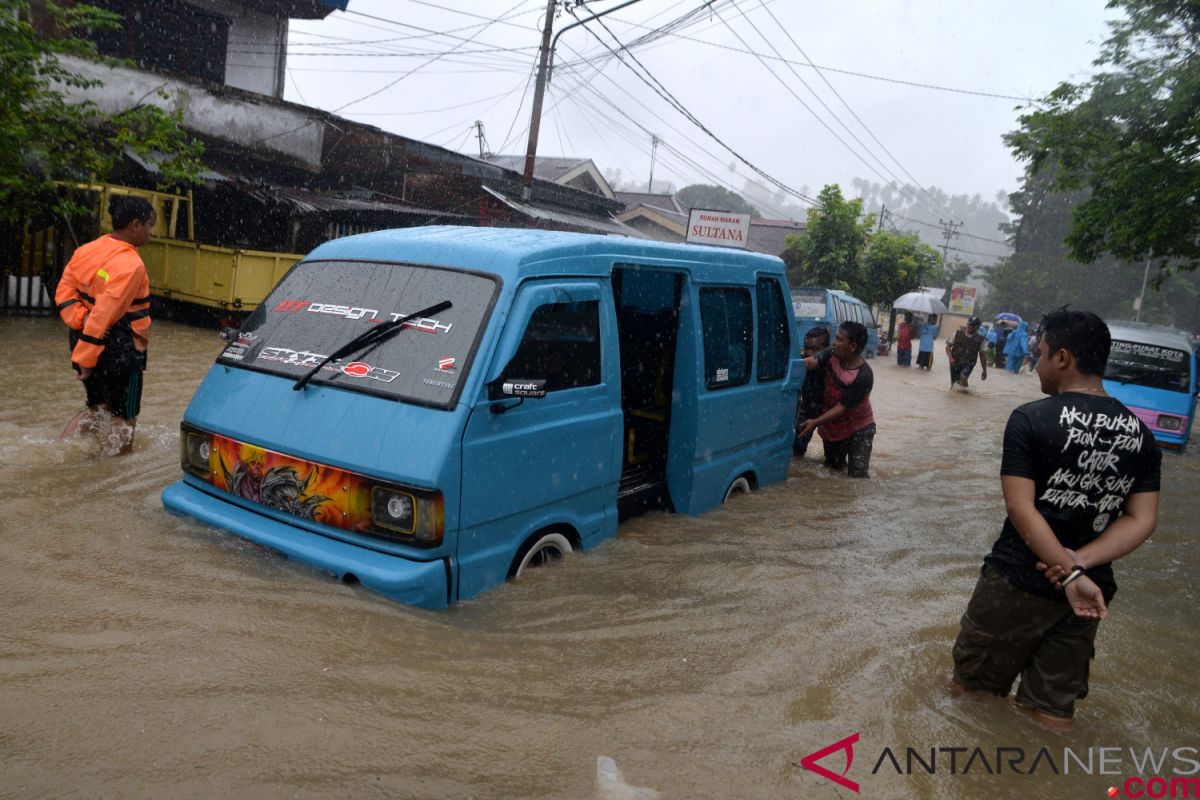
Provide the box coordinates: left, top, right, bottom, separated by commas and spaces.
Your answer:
1, 315, 1197, 800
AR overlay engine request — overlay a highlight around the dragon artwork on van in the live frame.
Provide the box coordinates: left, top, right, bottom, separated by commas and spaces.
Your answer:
218, 453, 330, 521
205, 434, 376, 533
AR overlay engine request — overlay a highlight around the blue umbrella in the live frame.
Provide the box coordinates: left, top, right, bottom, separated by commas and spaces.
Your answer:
995, 312, 1023, 325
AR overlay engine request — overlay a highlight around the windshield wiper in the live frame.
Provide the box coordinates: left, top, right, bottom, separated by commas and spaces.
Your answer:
292, 300, 451, 392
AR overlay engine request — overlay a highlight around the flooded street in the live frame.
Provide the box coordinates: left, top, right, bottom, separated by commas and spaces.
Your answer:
2, 315, 1197, 800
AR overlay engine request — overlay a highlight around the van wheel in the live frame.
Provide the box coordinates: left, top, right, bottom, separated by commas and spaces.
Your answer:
723, 476, 752, 503
511, 532, 573, 578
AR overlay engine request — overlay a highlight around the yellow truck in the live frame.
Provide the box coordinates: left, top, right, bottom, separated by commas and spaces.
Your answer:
94, 184, 303, 313
12, 183, 302, 315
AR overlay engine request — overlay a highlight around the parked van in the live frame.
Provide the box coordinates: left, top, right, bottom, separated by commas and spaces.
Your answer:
162, 226, 804, 607
1102, 321, 1198, 451
789, 287, 879, 358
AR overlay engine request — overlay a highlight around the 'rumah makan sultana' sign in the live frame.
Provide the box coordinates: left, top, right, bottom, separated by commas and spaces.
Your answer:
686, 209, 751, 249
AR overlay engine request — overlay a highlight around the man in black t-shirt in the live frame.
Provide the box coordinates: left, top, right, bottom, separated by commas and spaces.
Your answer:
950, 309, 1161, 725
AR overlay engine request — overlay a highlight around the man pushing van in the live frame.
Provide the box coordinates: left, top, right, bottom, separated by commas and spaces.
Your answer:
797, 320, 876, 478
55, 196, 155, 455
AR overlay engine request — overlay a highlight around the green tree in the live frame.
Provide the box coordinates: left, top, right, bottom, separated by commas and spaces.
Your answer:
0, 0, 203, 225
857, 230, 941, 308
676, 183, 757, 215
982, 165, 1200, 329
1005, 0, 1200, 271
942, 257, 973, 287
782, 184, 874, 289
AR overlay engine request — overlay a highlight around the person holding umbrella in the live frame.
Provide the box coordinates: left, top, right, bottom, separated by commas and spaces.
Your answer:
893, 291, 948, 372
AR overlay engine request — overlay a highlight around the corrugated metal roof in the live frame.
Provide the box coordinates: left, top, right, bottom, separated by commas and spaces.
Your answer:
247, 184, 448, 216
482, 186, 646, 238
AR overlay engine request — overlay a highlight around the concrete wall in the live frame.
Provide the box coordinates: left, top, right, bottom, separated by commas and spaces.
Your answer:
59, 55, 325, 170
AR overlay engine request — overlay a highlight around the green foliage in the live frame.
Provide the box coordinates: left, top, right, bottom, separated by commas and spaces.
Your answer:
676, 183, 757, 216
1005, 0, 1200, 271
784, 184, 950, 308
0, 0, 203, 225
942, 258, 973, 287
783, 184, 875, 291
983, 167, 1200, 329
859, 230, 941, 308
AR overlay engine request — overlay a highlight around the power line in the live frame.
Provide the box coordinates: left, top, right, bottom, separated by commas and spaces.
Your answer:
258, 0, 530, 145
342, 6, 535, 53
891, 212, 1010, 245
714, 1, 946, 222
560, 74, 802, 218
560, 18, 1033, 101
578, 8, 815, 206
750, 0, 959, 222
553, 37, 810, 215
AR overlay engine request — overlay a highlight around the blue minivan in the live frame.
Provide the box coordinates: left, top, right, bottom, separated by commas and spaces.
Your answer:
789, 287, 879, 358
162, 226, 804, 607
1102, 321, 1198, 452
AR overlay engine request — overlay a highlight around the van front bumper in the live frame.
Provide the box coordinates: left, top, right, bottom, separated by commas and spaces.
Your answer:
161, 480, 450, 608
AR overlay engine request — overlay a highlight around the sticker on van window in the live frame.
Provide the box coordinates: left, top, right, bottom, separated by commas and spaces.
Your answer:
437, 356, 456, 372
1111, 341, 1186, 363
221, 343, 248, 361
256, 347, 399, 383
271, 298, 453, 333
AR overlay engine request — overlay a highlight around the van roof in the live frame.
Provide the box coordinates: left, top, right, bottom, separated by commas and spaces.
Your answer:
305, 225, 784, 281
1107, 320, 1195, 352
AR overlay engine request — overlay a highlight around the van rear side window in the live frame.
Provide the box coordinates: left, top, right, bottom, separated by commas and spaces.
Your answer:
756, 277, 789, 381
217, 259, 496, 407
700, 287, 752, 389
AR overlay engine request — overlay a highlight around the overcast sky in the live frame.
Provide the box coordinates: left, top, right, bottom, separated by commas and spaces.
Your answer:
283, 0, 1117, 223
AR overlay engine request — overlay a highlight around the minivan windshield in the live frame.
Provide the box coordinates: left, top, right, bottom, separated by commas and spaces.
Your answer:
217, 260, 497, 407
790, 289, 825, 319
1104, 339, 1191, 392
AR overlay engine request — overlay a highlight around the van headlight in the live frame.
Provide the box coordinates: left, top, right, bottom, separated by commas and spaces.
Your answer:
370, 486, 443, 546
181, 424, 214, 478
1157, 414, 1184, 431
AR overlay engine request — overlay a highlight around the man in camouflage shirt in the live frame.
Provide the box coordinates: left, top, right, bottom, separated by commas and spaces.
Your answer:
945, 315, 988, 390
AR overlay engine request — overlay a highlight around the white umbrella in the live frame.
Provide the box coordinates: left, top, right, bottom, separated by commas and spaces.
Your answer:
892, 291, 947, 314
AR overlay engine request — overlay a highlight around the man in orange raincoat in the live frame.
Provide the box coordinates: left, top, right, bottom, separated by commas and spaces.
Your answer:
54, 196, 156, 455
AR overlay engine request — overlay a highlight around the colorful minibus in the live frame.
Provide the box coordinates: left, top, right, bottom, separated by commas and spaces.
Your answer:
162, 226, 805, 607
1102, 321, 1198, 452
789, 287, 879, 358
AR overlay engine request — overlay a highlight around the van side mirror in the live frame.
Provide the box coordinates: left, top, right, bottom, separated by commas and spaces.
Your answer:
487, 378, 547, 413
489, 377, 547, 400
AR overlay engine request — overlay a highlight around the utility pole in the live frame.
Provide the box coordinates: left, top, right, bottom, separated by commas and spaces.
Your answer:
474, 120, 488, 159
876, 204, 889, 233
648, 134, 659, 193
1135, 257, 1151, 322
937, 218, 963, 277
522, 0, 559, 201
